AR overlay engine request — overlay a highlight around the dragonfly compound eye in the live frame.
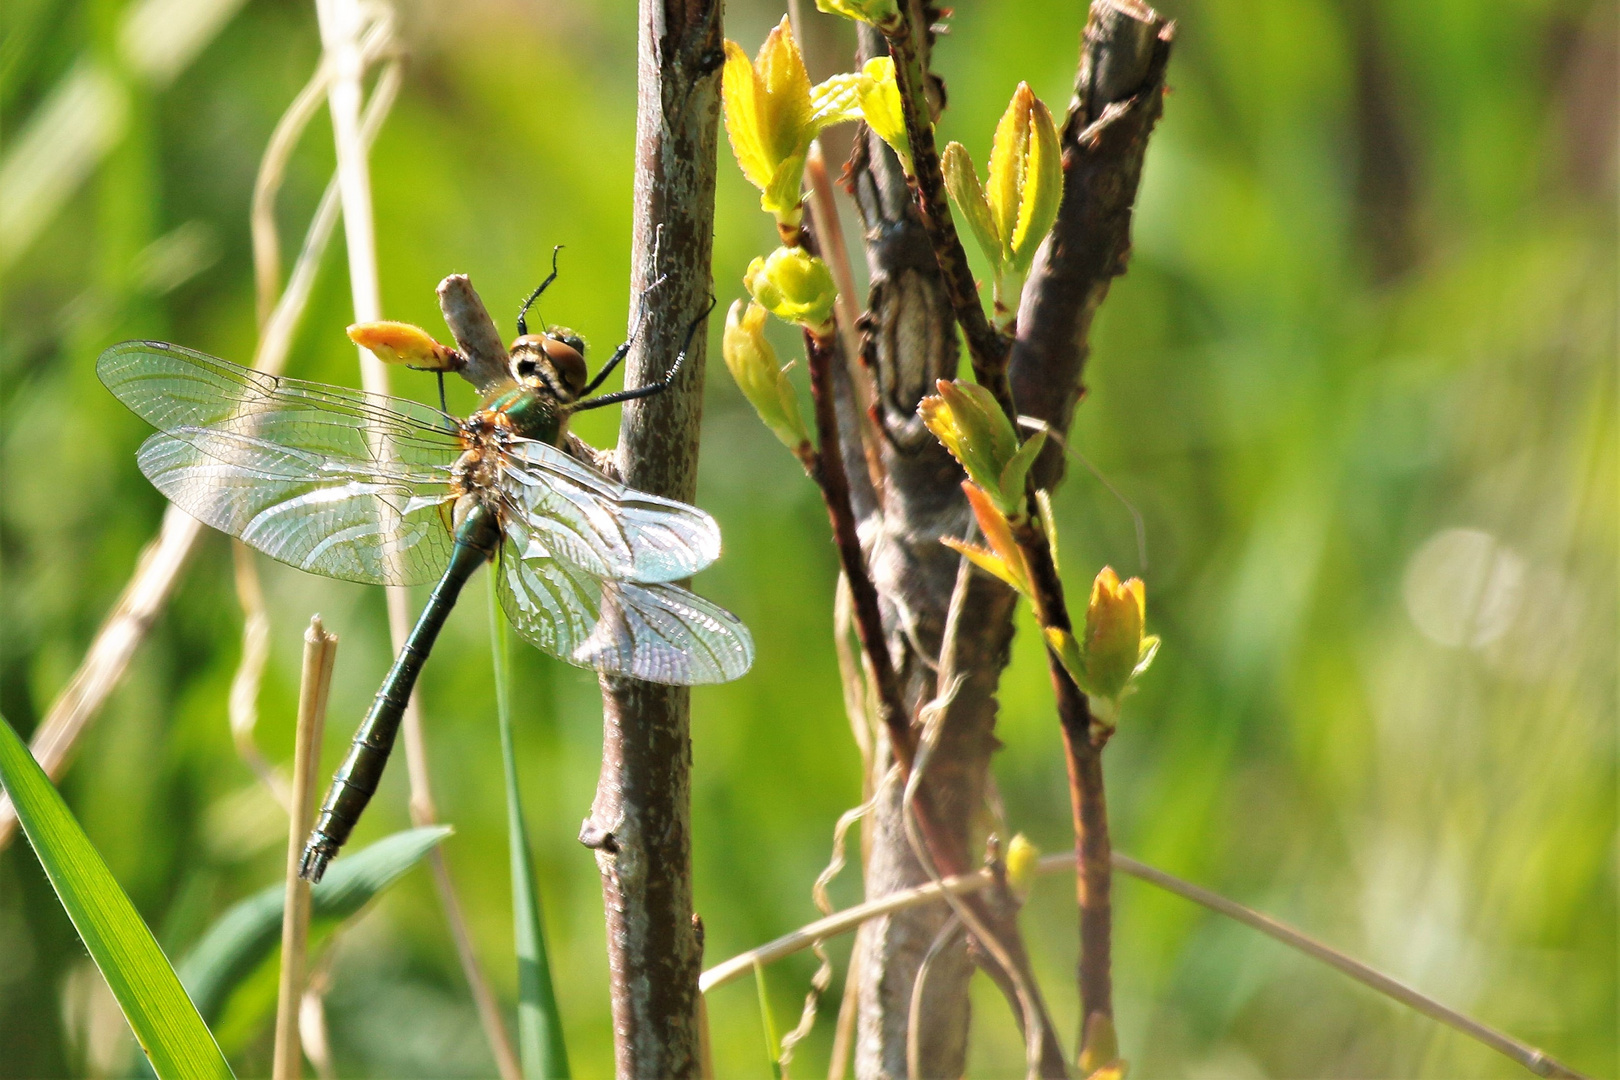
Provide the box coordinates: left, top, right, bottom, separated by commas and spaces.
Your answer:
540, 330, 588, 399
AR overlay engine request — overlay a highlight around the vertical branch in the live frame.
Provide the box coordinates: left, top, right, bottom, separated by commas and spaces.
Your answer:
273, 616, 337, 1080
581, 3, 722, 1076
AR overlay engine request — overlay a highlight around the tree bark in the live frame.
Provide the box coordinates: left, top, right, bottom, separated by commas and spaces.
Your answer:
842, 2, 1173, 1075
579, 3, 723, 1077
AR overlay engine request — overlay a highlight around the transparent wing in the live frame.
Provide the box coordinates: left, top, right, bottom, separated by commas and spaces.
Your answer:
497, 540, 753, 685
497, 437, 721, 584
138, 430, 455, 586
98, 340, 464, 471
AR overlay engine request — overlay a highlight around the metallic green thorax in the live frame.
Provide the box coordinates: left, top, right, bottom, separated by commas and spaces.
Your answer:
486, 385, 567, 445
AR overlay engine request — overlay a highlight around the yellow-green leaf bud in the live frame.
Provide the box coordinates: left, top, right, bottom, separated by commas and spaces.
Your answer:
722, 300, 811, 453
744, 246, 838, 334
918, 378, 1024, 512
988, 82, 1063, 276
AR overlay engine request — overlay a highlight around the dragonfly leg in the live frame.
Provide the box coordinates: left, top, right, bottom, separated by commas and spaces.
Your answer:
579, 269, 671, 398
572, 296, 715, 412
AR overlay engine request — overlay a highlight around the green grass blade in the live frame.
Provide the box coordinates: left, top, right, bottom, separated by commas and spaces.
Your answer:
177, 825, 453, 1023
0, 713, 234, 1080
491, 575, 570, 1080
752, 957, 784, 1080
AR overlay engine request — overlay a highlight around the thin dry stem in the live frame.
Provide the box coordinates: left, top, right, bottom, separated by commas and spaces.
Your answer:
0, 17, 402, 855
312, 3, 519, 1075
905, 915, 962, 1080
229, 543, 288, 809
274, 617, 338, 1080
704, 850, 1589, 1080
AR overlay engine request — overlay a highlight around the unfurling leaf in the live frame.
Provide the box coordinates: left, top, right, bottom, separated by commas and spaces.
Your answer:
808, 71, 865, 128
961, 482, 1032, 596
347, 321, 459, 370
988, 82, 1062, 275
814, 0, 901, 29
722, 19, 815, 225
744, 246, 838, 333
919, 379, 1039, 516
855, 57, 911, 172
722, 300, 811, 452
942, 141, 1000, 269
942, 536, 1027, 595
946, 82, 1063, 321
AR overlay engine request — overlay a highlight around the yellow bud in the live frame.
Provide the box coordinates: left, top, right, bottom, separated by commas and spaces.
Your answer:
722, 300, 811, 452
722, 19, 815, 225
856, 57, 911, 173
744, 246, 838, 333
814, 0, 900, 28
1079, 1012, 1124, 1079
346, 321, 459, 370
1081, 567, 1152, 702
1004, 833, 1040, 900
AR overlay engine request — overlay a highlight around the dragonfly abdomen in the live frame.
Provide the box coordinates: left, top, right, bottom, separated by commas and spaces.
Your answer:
299, 502, 501, 882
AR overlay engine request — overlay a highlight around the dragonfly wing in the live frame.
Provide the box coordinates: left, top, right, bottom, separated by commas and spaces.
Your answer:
98, 340, 464, 471
139, 430, 455, 586
499, 438, 721, 584
497, 540, 753, 685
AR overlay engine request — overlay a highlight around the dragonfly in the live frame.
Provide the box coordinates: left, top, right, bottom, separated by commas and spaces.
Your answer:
98, 271, 752, 882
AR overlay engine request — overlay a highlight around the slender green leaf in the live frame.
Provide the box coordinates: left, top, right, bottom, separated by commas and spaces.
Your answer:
491, 575, 570, 1079
0, 714, 233, 1080
752, 957, 784, 1080
177, 825, 453, 1023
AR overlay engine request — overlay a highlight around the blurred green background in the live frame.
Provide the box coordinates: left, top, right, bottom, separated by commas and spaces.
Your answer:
1, 0, 1613, 1076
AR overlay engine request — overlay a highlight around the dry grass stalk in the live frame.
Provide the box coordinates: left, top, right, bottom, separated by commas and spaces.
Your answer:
273, 617, 338, 1080
0, 6, 399, 854
310, 2, 519, 1075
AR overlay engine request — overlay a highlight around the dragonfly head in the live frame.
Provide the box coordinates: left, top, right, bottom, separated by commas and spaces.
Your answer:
510, 328, 588, 403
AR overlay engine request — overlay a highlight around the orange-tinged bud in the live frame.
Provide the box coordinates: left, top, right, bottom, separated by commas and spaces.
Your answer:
1081, 566, 1157, 703
347, 321, 460, 371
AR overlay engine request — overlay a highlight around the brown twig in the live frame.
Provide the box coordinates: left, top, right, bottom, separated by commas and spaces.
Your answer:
803, 329, 914, 769
1010, 2, 1173, 489
273, 617, 338, 1080
578, 3, 722, 1075
878, 7, 1014, 417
